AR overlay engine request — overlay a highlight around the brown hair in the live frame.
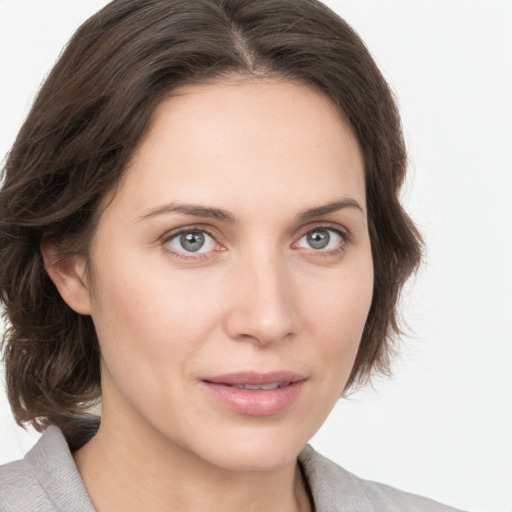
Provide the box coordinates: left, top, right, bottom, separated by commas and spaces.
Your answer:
0, 0, 422, 436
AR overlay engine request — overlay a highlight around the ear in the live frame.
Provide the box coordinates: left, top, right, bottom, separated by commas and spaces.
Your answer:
41, 241, 92, 315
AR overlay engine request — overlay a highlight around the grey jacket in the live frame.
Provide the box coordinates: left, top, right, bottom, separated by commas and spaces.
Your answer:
0, 425, 465, 511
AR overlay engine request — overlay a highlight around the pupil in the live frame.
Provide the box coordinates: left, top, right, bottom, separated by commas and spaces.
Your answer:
307, 230, 329, 249
180, 232, 204, 252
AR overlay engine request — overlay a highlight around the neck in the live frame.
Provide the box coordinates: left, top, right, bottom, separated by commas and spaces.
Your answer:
73, 407, 312, 512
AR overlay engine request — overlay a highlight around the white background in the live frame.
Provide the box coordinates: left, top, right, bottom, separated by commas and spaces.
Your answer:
1, 1, 511, 511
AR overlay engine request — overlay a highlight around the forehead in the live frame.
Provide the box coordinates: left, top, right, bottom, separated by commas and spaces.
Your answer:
110, 79, 366, 219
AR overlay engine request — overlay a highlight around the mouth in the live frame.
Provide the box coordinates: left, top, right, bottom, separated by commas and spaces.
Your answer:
203, 371, 305, 385
200, 372, 306, 416
229, 382, 290, 390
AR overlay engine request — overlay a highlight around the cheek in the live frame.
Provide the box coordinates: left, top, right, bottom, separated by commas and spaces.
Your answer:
303, 261, 373, 335
88, 262, 224, 425
302, 261, 374, 375
90, 263, 220, 361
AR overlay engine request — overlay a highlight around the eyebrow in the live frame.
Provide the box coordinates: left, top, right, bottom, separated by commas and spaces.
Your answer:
137, 198, 363, 223
297, 198, 364, 221
138, 202, 235, 222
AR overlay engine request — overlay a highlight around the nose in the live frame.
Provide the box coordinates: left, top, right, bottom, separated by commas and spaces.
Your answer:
224, 250, 298, 346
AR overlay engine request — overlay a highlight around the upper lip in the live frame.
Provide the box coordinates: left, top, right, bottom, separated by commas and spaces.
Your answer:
202, 371, 306, 386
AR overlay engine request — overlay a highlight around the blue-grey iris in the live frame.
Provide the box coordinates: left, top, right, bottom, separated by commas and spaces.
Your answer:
307, 229, 330, 249
180, 232, 205, 252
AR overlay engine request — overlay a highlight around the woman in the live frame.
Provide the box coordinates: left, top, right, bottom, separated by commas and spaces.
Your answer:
0, 0, 465, 510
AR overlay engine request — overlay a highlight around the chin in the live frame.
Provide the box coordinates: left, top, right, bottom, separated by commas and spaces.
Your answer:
209, 447, 302, 473
189, 426, 310, 473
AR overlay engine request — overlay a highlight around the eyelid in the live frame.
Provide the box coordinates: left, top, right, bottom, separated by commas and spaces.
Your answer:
295, 222, 351, 242
160, 224, 225, 259
161, 223, 221, 242
292, 223, 351, 253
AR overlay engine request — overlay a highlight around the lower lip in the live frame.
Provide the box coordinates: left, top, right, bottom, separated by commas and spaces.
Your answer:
201, 380, 305, 416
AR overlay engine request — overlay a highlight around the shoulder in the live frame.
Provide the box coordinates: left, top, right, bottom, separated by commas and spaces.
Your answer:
0, 426, 95, 512
298, 445, 467, 512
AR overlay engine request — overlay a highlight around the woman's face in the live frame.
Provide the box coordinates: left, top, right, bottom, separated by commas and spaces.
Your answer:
81, 80, 373, 471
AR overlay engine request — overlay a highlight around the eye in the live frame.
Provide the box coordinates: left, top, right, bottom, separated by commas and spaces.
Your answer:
166, 230, 217, 254
296, 228, 344, 251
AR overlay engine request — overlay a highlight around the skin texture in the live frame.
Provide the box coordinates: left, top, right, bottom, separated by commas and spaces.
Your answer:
45, 80, 374, 512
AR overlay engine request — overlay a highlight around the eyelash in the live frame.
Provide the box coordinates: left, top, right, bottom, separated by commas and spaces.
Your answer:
161, 225, 220, 261
160, 223, 350, 261
293, 224, 350, 257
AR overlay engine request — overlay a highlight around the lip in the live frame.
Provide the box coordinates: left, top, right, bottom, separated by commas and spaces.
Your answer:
200, 371, 307, 416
